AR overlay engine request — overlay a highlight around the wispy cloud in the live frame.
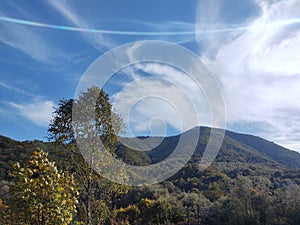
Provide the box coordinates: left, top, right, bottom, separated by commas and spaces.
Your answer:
196, 0, 300, 150
8, 99, 54, 127
196, 0, 261, 58
117, 19, 195, 44
46, 0, 115, 51
0, 17, 56, 64
0, 81, 54, 127
0, 7, 75, 66
0, 81, 35, 97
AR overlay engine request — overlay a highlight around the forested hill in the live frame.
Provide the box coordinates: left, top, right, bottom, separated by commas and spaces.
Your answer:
1, 127, 300, 225
118, 126, 300, 171
1, 127, 300, 181
225, 129, 300, 169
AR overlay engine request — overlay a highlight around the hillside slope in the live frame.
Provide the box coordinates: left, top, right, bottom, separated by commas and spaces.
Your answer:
145, 127, 300, 171
225, 130, 300, 169
1, 127, 300, 182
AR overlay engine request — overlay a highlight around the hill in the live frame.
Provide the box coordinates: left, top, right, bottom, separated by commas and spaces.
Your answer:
118, 127, 300, 172
225, 129, 300, 169
1, 128, 300, 225
1, 127, 300, 181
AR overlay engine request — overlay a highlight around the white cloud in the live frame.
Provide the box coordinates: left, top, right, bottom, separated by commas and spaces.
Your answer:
46, 0, 114, 51
196, 0, 300, 150
9, 100, 54, 127
112, 63, 212, 136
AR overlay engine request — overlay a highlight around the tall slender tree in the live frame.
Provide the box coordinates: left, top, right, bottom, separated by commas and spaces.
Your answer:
48, 86, 126, 225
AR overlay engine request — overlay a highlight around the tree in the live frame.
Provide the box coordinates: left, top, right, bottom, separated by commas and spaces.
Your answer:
272, 183, 300, 225
0, 198, 8, 224
205, 182, 224, 201
48, 86, 127, 225
48, 99, 74, 144
48, 87, 122, 148
181, 192, 211, 225
115, 204, 140, 225
8, 148, 78, 225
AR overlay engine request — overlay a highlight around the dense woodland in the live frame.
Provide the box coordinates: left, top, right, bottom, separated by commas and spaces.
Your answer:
0, 87, 300, 224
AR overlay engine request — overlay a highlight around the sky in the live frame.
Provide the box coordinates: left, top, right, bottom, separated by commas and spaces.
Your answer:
0, 0, 300, 152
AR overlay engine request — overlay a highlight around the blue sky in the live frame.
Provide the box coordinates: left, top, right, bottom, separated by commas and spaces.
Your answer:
1, 0, 300, 152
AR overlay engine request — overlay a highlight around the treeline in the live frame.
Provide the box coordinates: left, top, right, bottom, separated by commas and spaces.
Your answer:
1, 145, 299, 225
115, 176, 300, 225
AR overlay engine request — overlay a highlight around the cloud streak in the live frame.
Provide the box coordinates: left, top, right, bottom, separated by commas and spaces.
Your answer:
0, 81, 35, 97
0, 15, 58, 64
0, 5, 75, 66
46, 0, 115, 51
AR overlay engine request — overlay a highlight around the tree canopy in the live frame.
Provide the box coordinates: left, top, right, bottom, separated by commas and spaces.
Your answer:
7, 148, 78, 225
47, 86, 126, 225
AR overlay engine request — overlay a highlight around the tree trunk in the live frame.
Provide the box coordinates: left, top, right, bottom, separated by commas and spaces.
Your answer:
87, 168, 92, 225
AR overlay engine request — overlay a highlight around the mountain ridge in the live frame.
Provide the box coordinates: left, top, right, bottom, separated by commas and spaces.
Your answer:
1, 126, 300, 182
117, 126, 300, 170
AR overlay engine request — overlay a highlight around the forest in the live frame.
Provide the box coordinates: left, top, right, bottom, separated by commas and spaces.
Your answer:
0, 87, 300, 225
